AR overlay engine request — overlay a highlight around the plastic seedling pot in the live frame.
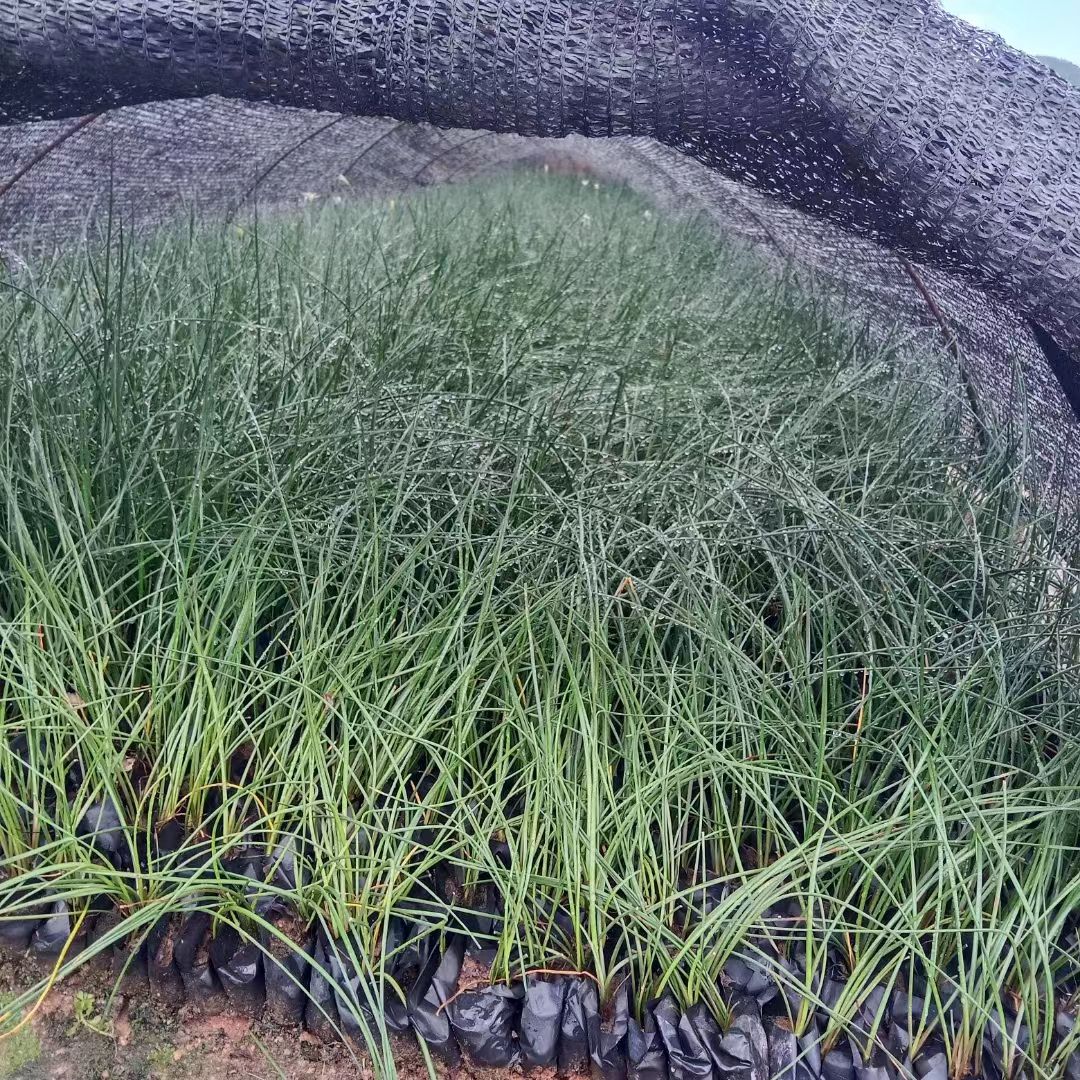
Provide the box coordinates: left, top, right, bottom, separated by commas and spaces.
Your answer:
383, 916, 429, 1035
174, 911, 223, 1010
153, 820, 187, 860
520, 975, 569, 1069
458, 884, 505, 948
84, 902, 121, 972
712, 997, 768, 1080
684, 1003, 723, 1075
259, 905, 313, 1026
0, 913, 42, 953
797, 1028, 824, 1080
29, 898, 96, 964
653, 994, 713, 1080
885, 1020, 911, 1066
224, 848, 265, 904
209, 923, 265, 1016
263, 832, 309, 891
912, 1047, 947, 1080
678, 884, 729, 935
77, 797, 129, 869
821, 1040, 855, 1080
152, 820, 217, 888
814, 979, 846, 1033
0, 883, 48, 954
146, 914, 186, 1006
305, 932, 341, 1043
447, 947, 523, 1067
851, 985, 888, 1045
768, 1019, 825, 1080
559, 977, 595, 1075
722, 952, 778, 1008
408, 936, 464, 1065
328, 932, 381, 1045
1057, 1012, 1080, 1080
627, 998, 669, 1080
28, 899, 74, 961
854, 1048, 893, 1080
587, 978, 630, 1080
765, 1017, 798, 1080
98, 910, 149, 992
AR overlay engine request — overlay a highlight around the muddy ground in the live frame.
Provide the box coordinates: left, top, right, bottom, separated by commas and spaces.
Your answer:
0, 959, 566, 1080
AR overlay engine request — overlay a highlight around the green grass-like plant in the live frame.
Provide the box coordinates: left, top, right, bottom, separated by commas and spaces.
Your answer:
0, 175, 1078, 1079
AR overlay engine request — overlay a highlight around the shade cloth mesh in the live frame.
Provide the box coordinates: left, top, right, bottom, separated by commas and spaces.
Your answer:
1, 1, 1078, 498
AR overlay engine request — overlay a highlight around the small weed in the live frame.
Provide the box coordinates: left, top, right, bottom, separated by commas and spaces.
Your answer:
66, 991, 112, 1039
146, 1045, 177, 1078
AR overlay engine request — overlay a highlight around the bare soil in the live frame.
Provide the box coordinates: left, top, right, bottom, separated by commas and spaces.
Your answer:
0, 958, 576, 1080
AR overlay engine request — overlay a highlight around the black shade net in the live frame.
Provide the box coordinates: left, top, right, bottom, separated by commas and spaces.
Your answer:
0, 0, 1079, 491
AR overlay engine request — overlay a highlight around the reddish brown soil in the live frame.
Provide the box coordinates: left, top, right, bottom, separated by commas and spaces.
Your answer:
0, 957, 584, 1080
456, 955, 492, 987
264, 915, 309, 963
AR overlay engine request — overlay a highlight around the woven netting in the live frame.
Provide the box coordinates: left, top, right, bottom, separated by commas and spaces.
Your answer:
1, 1, 1079, 496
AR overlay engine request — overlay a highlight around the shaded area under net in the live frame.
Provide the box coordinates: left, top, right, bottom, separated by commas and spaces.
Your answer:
0, 0, 1079, 431
2, 7, 1080, 1068
1, 97, 1078, 505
